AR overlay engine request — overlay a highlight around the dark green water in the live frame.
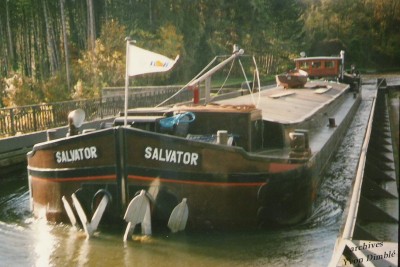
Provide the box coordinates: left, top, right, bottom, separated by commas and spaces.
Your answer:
0, 84, 377, 267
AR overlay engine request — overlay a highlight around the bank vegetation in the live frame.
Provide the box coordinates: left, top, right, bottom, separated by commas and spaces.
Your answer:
0, 0, 399, 107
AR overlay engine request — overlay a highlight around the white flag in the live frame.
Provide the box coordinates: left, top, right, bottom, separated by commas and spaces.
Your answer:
127, 44, 179, 77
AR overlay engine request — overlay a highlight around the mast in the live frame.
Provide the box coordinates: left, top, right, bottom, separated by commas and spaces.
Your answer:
188, 47, 244, 87
188, 46, 244, 104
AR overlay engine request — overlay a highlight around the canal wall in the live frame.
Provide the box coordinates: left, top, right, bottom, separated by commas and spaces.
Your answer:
329, 78, 399, 267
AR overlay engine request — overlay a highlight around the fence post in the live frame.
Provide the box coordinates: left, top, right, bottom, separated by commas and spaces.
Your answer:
32, 106, 38, 132
10, 109, 15, 135
100, 98, 103, 119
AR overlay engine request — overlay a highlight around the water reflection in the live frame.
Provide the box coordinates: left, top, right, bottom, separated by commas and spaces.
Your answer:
1, 217, 337, 267
32, 218, 57, 266
17, 223, 337, 267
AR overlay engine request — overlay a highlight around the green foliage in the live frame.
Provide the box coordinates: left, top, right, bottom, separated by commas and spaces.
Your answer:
134, 23, 184, 85
0, 78, 6, 108
73, 20, 126, 98
300, 0, 400, 68
1, 0, 399, 108
42, 74, 71, 102
73, 19, 185, 96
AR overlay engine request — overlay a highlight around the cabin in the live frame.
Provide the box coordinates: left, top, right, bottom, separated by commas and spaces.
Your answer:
294, 56, 342, 79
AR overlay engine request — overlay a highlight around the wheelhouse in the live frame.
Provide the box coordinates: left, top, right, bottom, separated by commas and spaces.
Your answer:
295, 56, 342, 79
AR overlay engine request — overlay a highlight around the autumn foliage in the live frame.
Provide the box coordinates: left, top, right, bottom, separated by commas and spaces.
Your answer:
0, 0, 399, 108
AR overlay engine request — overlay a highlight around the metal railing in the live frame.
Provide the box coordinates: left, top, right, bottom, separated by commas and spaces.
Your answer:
0, 87, 192, 137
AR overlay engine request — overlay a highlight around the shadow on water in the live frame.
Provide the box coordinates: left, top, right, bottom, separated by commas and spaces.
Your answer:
0, 89, 374, 266
0, 174, 31, 224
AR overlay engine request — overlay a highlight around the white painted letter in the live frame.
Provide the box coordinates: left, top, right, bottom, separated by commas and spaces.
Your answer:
152, 148, 159, 160
145, 147, 152, 159
176, 151, 183, 163
183, 152, 190, 165
56, 151, 61, 163
191, 153, 199, 166
90, 146, 97, 158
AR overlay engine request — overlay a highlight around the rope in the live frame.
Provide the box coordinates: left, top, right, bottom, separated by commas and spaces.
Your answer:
212, 59, 236, 97
157, 54, 260, 107
252, 55, 261, 107
156, 56, 220, 107
238, 58, 256, 106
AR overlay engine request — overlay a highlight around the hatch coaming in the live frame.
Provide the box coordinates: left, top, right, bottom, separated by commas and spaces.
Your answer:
172, 105, 263, 152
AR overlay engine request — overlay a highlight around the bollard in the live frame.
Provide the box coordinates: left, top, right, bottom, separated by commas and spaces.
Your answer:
47, 130, 57, 141
217, 130, 228, 145
328, 117, 336, 128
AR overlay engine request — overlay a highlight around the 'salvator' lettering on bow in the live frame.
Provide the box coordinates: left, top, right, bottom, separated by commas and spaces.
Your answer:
55, 146, 98, 163
144, 146, 199, 166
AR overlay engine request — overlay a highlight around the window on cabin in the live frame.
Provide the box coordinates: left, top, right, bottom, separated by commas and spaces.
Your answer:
325, 61, 335, 68
311, 61, 321, 68
300, 62, 309, 69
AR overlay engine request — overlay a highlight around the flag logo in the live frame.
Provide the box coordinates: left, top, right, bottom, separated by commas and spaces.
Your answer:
151, 60, 169, 67
127, 44, 179, 77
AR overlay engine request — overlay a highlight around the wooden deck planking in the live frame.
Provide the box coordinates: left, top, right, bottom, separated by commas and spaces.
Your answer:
218, 81, 349, 124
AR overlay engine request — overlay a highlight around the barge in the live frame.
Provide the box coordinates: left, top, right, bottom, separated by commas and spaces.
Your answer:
27, 47, 361, 237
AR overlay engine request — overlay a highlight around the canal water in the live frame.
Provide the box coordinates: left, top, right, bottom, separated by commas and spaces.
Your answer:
0, 81, 379, 267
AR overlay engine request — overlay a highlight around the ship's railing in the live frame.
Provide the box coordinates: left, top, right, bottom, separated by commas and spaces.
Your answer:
0, 87, 192, 137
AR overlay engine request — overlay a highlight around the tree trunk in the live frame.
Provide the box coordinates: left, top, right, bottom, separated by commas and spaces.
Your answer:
5, 0, 15, 71
32, 6, 45, 81
149, 0, 153, 26
42, 0, 58, 76
86, 0, 95, 51
60, 0, 71, 92
23, 10, 31, 77
0, 17, 7, 77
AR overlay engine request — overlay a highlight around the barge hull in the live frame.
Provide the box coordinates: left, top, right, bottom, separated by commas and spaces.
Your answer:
27, 81, 362, 230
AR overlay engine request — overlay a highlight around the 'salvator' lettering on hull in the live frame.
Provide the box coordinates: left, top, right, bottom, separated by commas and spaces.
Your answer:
144, 146, 199, 165
55, 146, 98, 163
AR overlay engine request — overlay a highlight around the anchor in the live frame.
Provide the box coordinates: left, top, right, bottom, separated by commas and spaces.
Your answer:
63, 186, 189, 240
168, 198, 189, 233
123, 189, 189, 241
62, 196, 77, 228
62, 189, 111, 238
123, 190, 152, 241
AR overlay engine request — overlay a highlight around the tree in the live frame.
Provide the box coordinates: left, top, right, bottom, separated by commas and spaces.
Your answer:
5, 0, 15, 72
86, 0, 96, 51
368, 0, 400, 66
2, 74, 43, 107
300, 0, 400, 67
0, 0, 399, 108
42, 0, 60, 76
60, 0, 71, 92
73, 20, 126, 98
